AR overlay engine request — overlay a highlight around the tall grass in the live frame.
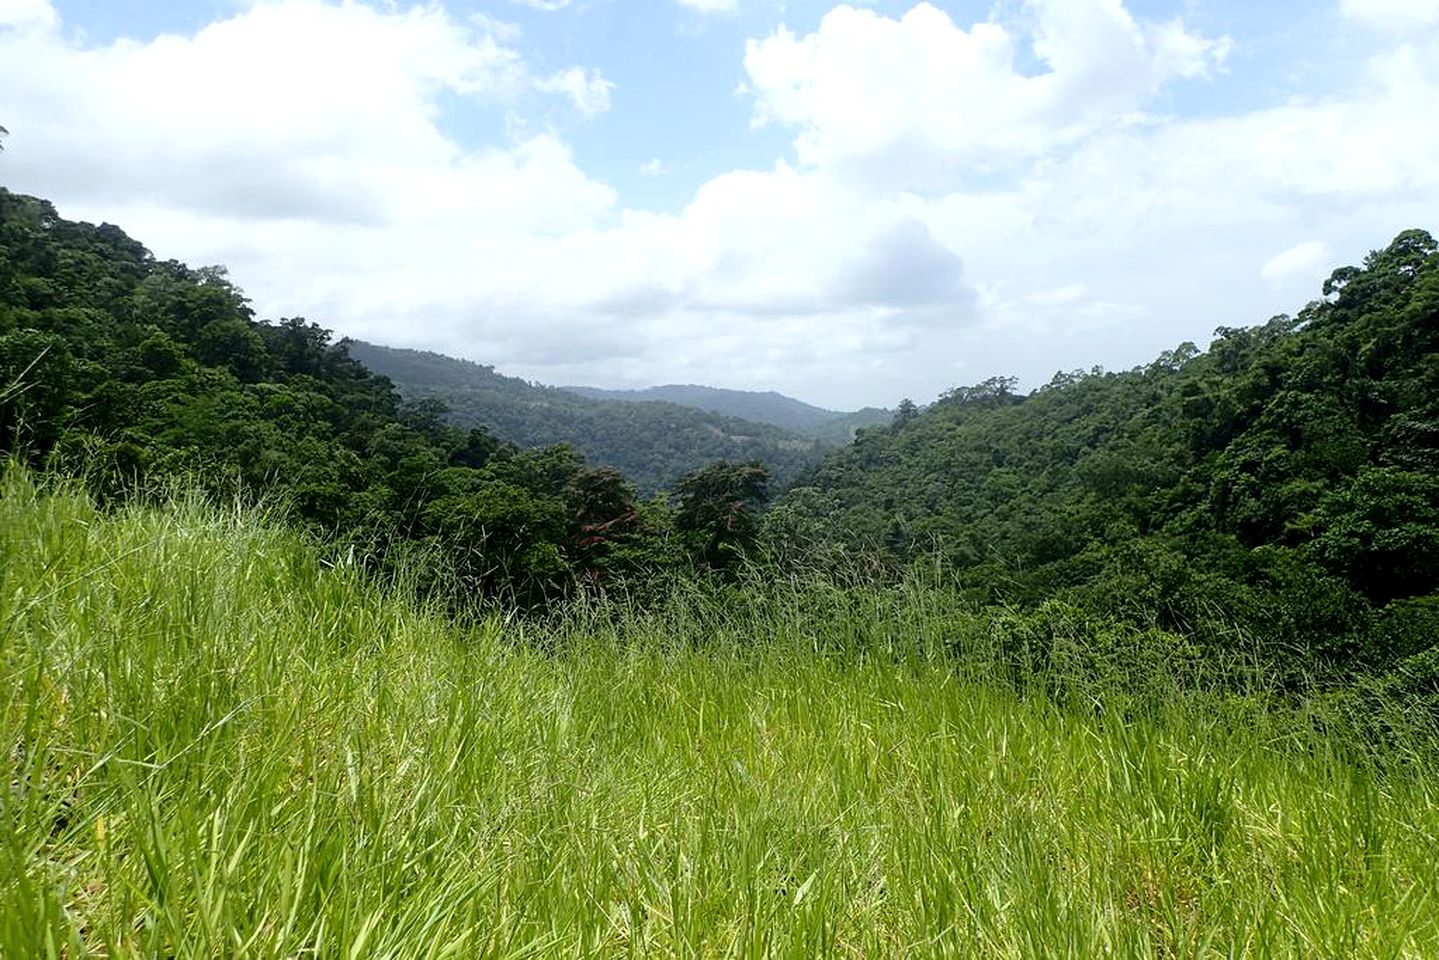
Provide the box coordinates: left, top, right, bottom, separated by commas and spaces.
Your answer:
3, 467, 1437, 957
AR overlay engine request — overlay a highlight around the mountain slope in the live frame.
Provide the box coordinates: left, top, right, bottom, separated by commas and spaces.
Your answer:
347, 341, 829, 493
563, 382, 892, 441
776, 229, 1439, 676
0, 187, 679, 606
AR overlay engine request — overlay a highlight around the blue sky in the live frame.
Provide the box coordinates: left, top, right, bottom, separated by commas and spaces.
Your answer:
3, 0, 1438, 408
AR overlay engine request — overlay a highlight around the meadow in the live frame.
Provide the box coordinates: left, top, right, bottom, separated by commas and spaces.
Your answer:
4, 469, 1438, 958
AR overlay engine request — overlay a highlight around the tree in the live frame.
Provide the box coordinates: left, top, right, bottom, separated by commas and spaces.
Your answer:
1313, 467, 1439, 603
675, 460, 770, 572
451, 426, 506, 469
894, 398, 919, 427
565, 466, 645, 580
567, 467, 637, 533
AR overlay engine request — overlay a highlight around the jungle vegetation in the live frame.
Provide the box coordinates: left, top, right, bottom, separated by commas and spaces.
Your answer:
4, 187, 1439, 956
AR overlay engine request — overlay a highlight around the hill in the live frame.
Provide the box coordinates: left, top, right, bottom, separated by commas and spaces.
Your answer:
5, 183, 1437, 679
563, 382, 892, 441
346, 340, 831, 493
775, 229, 1439, 677
7, 469, 1439, 956
0, 188, 691, 605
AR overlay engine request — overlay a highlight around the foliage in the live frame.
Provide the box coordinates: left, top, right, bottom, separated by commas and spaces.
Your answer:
4, 184, 1437, 682
0, 189, 679, 608
348, 341, 832, 493
776, 230, 1439, 679
5, 474, 1439, 957
673, 459, 770, 571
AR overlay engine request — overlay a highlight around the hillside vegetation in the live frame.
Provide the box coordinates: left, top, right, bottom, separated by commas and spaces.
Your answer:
562, 382, 891, 442
777, 229, 1439, 683
5, 470, 1439, 958
5, 186, 1439, 955
4, 187, 1437, 680
0, 189, 771, 606
347, 341, 829, 493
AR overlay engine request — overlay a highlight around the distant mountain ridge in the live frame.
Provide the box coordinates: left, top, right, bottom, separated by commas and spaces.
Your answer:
563, 383, 892, 442
346, 341, 842, 493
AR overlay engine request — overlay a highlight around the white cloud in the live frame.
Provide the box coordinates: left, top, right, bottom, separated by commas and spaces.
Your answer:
743, 1, 1230, 182
1340, 0, 1439, 31
535, 66, 615, 116
0, 0, 55, 30
676, 0, 737, 14
0, 0, 970, 400
640, 158, 669, 176
1261, 241, 1334, 283
718, 2, 1439, 399
2, 0, 1437, 408
0, 0, 613, 223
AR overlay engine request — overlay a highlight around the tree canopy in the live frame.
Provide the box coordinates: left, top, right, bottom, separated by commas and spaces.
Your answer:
3, 185, 1437, 685
347, 341, 832, 494
775, 229, 1439, 679
0, 189, 678, 608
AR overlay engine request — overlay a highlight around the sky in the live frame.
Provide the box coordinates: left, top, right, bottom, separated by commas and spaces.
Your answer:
1, 0, 1437, 409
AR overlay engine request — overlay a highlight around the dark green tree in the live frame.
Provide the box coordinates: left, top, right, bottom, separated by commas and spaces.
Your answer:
1313, 467, 1439, 603
894, 398, 919, 427
565, 466, 645, 581
675, 460, 770, 572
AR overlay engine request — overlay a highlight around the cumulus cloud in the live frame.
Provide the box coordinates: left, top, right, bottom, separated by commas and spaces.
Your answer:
743, 1, 1230, 182
0, 2, 982, 399
720, 1, 1439, 397
0, 0, 618, 224
676, 0, 738, 14
1340, 0, 1439, 31
1, 0, 1437, 407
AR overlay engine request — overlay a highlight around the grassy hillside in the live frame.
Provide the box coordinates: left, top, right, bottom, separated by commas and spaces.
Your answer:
347, 341, 829, 493
563, 382, 892, 442
5, 468, 1439, 957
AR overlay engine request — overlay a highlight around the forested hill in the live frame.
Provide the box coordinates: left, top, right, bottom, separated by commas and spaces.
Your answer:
347, 340, 828, 493
775, 229, 1439, 671
562, 382, 892, 442
6, 181, 1437, 681
0, 188, 748, 606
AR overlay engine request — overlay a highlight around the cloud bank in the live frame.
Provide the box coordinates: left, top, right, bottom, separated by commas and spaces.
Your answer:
1, 0, 1437, 407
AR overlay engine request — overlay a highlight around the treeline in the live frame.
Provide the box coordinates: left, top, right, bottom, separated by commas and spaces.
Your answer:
347, 340, 828, 494
0, 189, 768, 606
560, 381, 892, 442
774, 229, 1439, 684
4, 185, 1437, 691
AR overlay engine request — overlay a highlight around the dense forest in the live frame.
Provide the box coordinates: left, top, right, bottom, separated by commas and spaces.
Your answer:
7, 186, 1439, 956
3, 185, 1437, 688
0, 189, 768, 606
348, 341, 830, 492
775, 229, 1439, 683
561, 381, 892, 442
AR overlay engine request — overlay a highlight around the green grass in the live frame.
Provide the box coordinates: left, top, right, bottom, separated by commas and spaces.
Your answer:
3, 468, 1438, 958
